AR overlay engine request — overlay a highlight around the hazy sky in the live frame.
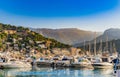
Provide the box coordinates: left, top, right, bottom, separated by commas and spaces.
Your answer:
0, 0, 120, 32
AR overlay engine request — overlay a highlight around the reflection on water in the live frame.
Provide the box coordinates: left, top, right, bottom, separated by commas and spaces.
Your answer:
0, 67, 114, 77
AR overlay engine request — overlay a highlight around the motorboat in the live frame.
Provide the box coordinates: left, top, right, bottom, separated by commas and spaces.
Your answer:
0, 58, 32, 69
71, 57, 93, 69
92, 57, 114, 69
35, 57, 53, 67
53, 56, 72, 67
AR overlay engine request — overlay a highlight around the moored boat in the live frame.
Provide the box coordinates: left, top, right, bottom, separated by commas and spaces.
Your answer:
53, 56, 72, 67
36, 57, 53, 67
71, 57, 94, 69
0, 58, 32, 69
92, 57, 114, 69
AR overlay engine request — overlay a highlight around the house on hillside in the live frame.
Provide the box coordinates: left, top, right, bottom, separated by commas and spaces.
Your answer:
3, 30, 16, 34
17, 30, 28, 36
13, 44, 19, 51
36, 41, 47, 49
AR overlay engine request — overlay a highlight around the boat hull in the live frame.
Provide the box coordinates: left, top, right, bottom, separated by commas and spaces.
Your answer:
92, 63, 113, 69
72, 63, 94, 69
36, 61, 52, 67
0, 62, 32, 69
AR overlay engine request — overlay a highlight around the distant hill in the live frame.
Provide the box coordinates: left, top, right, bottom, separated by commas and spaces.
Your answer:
32, 28, 101, 45
96, 28, 120, 42
74, 28, 120, 47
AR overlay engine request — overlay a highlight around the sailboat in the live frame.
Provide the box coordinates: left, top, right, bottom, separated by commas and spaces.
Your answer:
92, 35, 114, 69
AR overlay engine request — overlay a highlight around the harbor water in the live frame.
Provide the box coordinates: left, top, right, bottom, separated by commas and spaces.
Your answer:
0, 67, 115, 77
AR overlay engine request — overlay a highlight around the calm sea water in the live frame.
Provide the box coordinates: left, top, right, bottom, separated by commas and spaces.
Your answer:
0, 67, 115, 77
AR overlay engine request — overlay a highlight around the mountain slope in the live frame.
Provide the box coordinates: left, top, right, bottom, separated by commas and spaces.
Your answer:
32, 28, 101, 45
74, 28, 120, 47
96, 28, 120, 42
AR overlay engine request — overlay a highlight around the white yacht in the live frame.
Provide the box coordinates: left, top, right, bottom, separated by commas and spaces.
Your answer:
0, 58, 32, 69
54, 56, 72, 67
36, 57, 53, 67
71, 57, 94, 69
91, 57, 114, 69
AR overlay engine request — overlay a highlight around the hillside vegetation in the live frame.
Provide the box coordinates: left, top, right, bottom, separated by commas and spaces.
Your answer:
0, 23, 70, 52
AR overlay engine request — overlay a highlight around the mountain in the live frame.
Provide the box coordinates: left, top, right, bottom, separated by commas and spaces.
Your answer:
32, 28, 102, 45
96, 28, 120, 42
74, 28, 120, 47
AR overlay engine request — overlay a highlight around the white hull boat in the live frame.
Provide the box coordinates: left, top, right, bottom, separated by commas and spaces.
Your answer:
72, 57, 94, 69
1, 62, 31, 69
0, 60, 32, 69
92, 62, 113, 69
72, 62, 93, 69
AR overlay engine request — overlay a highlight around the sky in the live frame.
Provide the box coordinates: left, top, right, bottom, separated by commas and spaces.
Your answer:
0, 0, 120, 32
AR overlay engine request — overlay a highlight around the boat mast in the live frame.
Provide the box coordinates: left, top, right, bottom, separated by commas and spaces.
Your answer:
84, 40, 86, 51
106, 36, 108, 52
113, 43, 117, 53
89, 41, 91, 55
101, 39, 102, 53
94, 32, 96, 56
98, 39, 102, 54
110, 41, 113, 55
83, 40, 86, 55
